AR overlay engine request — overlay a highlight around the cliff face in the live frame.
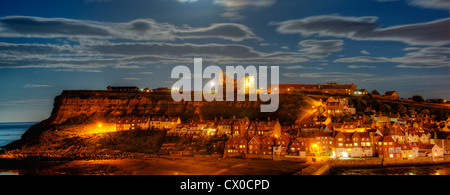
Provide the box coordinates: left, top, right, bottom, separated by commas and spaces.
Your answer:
48, 90, 264, 125
4, 90, 308, 150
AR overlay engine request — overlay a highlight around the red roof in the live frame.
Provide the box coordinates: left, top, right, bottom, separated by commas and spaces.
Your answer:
385, 91, 398, 96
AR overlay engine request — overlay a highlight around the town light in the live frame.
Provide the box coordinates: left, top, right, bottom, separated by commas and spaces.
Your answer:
98, 123, 102, 127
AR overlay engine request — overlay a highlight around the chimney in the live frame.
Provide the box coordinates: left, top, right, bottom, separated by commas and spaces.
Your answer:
268, 116, 271, 121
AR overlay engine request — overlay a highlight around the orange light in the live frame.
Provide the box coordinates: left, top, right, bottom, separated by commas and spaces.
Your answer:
98, 123, 102, 127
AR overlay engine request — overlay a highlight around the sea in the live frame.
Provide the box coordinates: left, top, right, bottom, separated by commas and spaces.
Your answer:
328, 164, 450, 175
0, 122, 36, 148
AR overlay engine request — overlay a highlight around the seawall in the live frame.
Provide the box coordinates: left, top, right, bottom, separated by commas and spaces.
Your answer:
308, 156, 450, 175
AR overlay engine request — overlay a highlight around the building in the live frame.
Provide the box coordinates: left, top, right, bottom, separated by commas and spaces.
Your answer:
426, 99, 446, 103
325, 97, 347, 116
248, 136, 264, 154
315, 116, 331, 126
333, 132, 353, 158
288, 138, 307, 157
341, 122, 365, 133
273, 135, 291, 156
217, 116, 249, 137
153, 87, 170, 93
261, 137, 276, 155
384, 91, 400, 100
225, 137, 248, 155
299, 117, 317, 132
107, 86, 139, 92
352, 132, 373, 157
354, 89, 368, 96
320, 83, 357, 95
150, 116, 181, 130
277, 84, 320, 93
333, 131, 373, 158
418, 144, 444, 158
254, 118, 280, 137
169, 124, 188, 136
275, 83, 356, 95
312, 132, 334, 155
376, 136, 402, 159
116, 116, 150, 131
398, 143, 414, 159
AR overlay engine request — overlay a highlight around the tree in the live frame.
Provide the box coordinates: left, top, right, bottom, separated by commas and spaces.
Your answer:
381, 103, 391, 114
371, 89, 380, 96
396, 104, 407, 115
411, 95, 425, 102
419, 109, 430, 116
407, 107, 417, 116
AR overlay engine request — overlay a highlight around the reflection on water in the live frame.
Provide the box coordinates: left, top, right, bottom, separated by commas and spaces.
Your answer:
329, 164, 450, 175
0, 168, 61, 175
0, 170, 19, 175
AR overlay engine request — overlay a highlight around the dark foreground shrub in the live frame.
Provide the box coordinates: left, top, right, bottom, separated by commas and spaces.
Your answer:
98, 130, 166, 154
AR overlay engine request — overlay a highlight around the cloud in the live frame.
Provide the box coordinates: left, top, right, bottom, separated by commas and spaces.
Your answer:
139, 72, 154, 75
375, 0, 450, 10
0, 41, 309, 72
173, 23, 260, 41
334, 56, 390, 63
0, 16, 259, 42
283, 73, 298, 77
123, 77, 141, 80
0, 99, 53, 107
403, 47, 421, 51
395, 63, 449, 68
283, 72, 374, 78
298, 39, 343, 58
85, 0, 114, 3
271, 15, 450, 46
408, 0, 450, 10
335, 46, 449, 68
214, 0, 276, 19
347, 65, 376, 69
176, 0, 198, 3
360, 50, 370, 55
23, 84, 52, 88
284, 65, 322, 70
214, 0, 276, 10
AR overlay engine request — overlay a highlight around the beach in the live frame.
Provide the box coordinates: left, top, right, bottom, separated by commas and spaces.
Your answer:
0, 157, 309, 175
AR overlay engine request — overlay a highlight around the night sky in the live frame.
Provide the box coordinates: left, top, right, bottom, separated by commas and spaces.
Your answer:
0, 0, 449, 122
